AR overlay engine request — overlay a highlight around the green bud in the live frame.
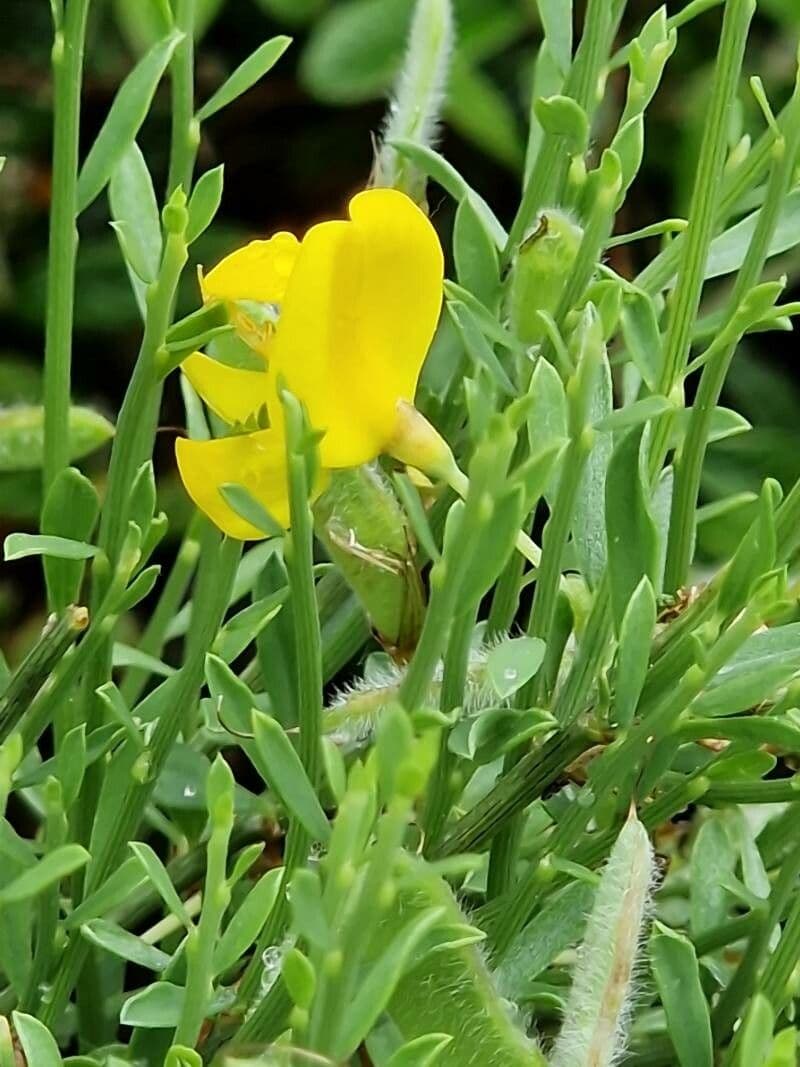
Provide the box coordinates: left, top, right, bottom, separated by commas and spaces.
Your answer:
507, 209, 583, 344
162, 187, 189, 235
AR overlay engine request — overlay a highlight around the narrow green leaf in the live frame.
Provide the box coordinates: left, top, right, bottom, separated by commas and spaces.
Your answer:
650, 924, 713, 1067
605, 424, 660, 629
287, 867, 333, 949
4, 533, 98, 563
385, 1034, 453, 1067
251, 710, 331, 843
219, 483, 285, 538
81, 918, 171, 972
0, 844, 89, 904
594, 395, 673, 433
185, 165, 224, 243
130, 841, 193, 929
196, 36, 291, 122
614, 577, 656, 728
454, 193, 500, 306
213, 867, 283, 974
333, 907, 445, 1059
108, 141, 161, 294
78, 31, 184, 212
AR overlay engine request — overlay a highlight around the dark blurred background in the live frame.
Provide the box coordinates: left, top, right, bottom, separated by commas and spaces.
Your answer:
0, 0, 799, 658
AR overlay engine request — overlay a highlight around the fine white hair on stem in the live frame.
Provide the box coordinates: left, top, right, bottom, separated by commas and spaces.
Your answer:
549, 810, 655, 1067
373, 0, 454, 199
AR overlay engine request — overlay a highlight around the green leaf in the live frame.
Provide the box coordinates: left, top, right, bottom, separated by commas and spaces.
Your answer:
219, 483, 285, 538
287, 867, 333, 949
185, 165, 224, 242
693, 622, 800, 718
300, 0, 410, 104
77, 31, 183, 212
0, 844, 89, 904
66, 856, 147, 929
527, 357, 568, 500
112, 643, 175, 679
4, 533, 98, 563
385, 1034, 453, 1067
282, 947, 316, 1010
466, 706, 555, 764
57, 724, 87, 809
454, 193, 500, 307
332, 907, 445, 1059
164, 1047, 202, 1067
737, 994, 776, 1067
81, 918, 171, 971
486, 636, 546, 699
705, 188, 800, 282
206, 653, 256, 735
594, 395, 673, 433
251, 710, 331, 843
447, 303, 515, 396
213, 867, 283, 974
765, 1029, 798, 1067
533, 94, 589, 155
573, 350, 613, 589
392, 140, 506, 247
690, 816, 737, 937
446, 59, 523, 171
41, 466, 100, 612
196, 37, 292, 122
119, 982, 185, 1028
0, 1018, 16, 1067
614, 577, 656, 727
535, 0, 572, 76
495, 880, 594, 999
130, 841, 193, 929
11, 1013, 62, 1067
605, 425, 660, 630
650, 924, 712, 1067
0, 405, 114, 471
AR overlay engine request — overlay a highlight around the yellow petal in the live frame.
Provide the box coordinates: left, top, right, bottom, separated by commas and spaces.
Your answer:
175, 430, 292, 540
201, 232, 300, 305
181, 352, 275, 428
270, 188, 444, 468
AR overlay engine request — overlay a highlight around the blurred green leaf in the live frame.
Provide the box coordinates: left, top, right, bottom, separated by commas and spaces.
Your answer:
213, 867, 283, 974
0, 405, 113, 472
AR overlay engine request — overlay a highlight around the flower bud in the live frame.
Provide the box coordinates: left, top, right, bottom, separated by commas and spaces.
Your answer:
506, 209, 584, 344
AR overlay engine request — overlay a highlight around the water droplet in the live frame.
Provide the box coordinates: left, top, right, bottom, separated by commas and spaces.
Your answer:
183, 784, 197, 799
503, 667, 518, 682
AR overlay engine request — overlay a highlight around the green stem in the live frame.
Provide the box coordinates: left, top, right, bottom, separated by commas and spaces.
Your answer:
120, 515, 202, 705
422, 606, 475, 852
666, 78, 800, 589
712, 846, 800, 1043
42, 0, 91, 502
506, 0, 623, 258
40, 532, 240, 1029
236, 396, 323, 1015
647, 0, 756, 475
167, 0, 198, 197
0, 605, 87, 743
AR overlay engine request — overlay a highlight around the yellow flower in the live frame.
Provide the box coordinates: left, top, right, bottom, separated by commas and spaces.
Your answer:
176, 188, 444, 539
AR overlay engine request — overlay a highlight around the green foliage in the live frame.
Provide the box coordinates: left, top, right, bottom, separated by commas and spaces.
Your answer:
4, 1, 800, 1066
